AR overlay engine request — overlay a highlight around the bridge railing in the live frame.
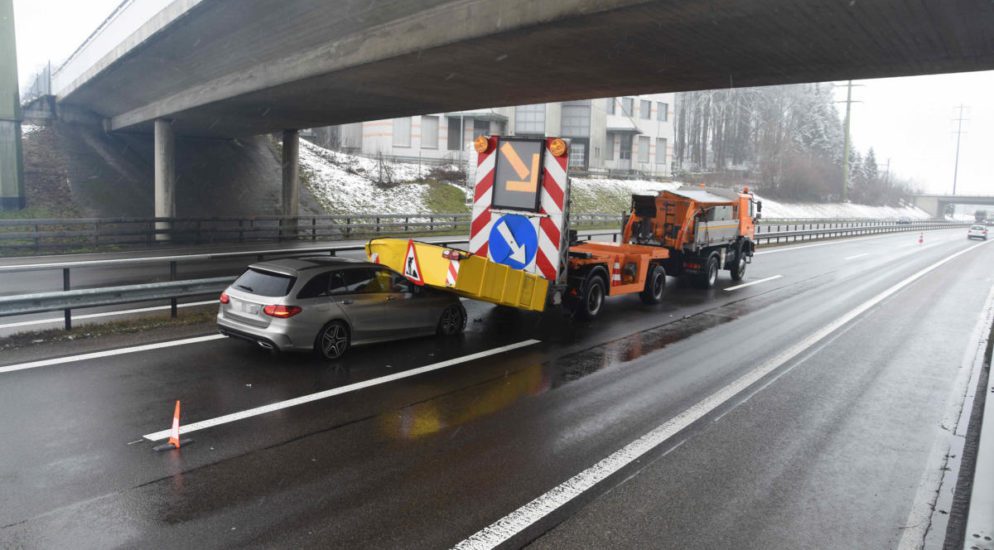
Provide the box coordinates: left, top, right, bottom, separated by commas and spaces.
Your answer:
0, 220, 970, 331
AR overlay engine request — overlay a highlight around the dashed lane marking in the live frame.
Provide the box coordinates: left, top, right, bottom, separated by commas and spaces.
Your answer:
724, 275, 783, 292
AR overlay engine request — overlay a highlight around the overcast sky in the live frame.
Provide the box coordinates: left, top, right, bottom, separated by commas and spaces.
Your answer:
11, 0, 994, 197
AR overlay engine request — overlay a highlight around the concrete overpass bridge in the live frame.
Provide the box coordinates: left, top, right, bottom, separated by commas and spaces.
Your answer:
913, 194, 994, 219
7, 0, 994, 225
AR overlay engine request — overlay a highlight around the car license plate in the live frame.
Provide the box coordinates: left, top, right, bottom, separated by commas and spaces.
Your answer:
242, 302, 260, 315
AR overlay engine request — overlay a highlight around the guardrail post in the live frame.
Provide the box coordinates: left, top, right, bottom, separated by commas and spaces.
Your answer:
239, 220, 245, 242
376, 217, 381, 234
312, 218, 317, 241
169, 261, 178, 318
62, 268, 71, 330
33, 223, 40, 252
93, 220, 100, 247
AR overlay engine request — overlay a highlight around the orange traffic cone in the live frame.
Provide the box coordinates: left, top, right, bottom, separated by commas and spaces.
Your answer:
153, 400, 193, 452
918, 232, 924, 245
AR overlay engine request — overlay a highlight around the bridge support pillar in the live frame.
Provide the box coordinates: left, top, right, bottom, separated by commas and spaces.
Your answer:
154, 118, 175, 241
282, 129, 299, 239
0, 0, 25, 211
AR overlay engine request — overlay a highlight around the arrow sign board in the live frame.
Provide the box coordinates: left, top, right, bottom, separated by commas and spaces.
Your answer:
491, 139, 545, 212
488, 214, 538, 270
403, 240, 425, 285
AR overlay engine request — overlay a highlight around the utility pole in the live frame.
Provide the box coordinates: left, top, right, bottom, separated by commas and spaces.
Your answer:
951, 104, 967, 196
835, 81, 861, 203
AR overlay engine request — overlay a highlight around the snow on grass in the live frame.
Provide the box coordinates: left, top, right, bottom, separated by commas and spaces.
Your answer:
21, 124, 41, 137
299, 140, 432, 214
570, 177, 680, 214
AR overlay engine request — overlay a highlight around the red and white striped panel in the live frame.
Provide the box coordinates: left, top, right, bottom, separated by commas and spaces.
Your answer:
469, 137, 568, 282
445, 259, 460, 286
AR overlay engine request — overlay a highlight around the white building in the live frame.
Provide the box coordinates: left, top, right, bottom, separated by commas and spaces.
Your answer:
320, 93, 674, 177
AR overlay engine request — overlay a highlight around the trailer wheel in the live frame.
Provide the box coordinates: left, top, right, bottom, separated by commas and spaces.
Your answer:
577, 274, 607, 320
729, 243, 748, 282
639, 264, 667, 304
696, 254, 720, 289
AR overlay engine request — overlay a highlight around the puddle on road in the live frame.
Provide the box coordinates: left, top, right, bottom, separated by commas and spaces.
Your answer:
380, 280, 811, 441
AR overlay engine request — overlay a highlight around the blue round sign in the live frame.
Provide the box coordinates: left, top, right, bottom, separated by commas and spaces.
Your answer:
488, 214, 538, 270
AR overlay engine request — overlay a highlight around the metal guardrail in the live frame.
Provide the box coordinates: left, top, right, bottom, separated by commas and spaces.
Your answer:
0, 213, 623, 254
0, 222, 968, 331
0, 277, 234, 319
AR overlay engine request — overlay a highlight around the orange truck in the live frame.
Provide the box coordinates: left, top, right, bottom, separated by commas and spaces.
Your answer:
564, 186, 761, 317
367, 136, 761, 319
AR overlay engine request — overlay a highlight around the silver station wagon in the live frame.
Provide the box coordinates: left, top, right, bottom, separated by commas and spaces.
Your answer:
217, 257, 466, 359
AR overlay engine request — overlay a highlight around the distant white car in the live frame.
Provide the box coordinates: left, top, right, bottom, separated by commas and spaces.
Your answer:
967, 225, 988, 240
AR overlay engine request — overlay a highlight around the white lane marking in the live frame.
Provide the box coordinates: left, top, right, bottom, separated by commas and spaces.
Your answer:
0, 335, 226, 375
844, 253, 869, 260
143, 339, 541, 441
454, 239, 994, 550
0, 300, 217, 330
723, 275, 782, 292
896, 279, 994, 549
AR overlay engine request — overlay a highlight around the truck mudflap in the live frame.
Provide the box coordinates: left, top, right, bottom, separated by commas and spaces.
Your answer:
365, 238, 549, 312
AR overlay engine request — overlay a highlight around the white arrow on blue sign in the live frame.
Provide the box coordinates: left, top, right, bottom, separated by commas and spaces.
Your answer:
488, 214, 538, 270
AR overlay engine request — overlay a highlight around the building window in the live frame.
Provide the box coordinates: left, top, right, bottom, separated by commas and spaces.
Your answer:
656, 138, 667, 164
638, 135, 650, 163
447, 118, 461, 151
393, 117, 411, 148
515, 104, 545, 135
605, 135, 614, 160
606, 98, 616, 115
621, 97, 634, 117
640, 100, 651, 120
657, 102, 669, 122
619, 135, 632, 160
421, 116, 438, 149
561, 103, 591, 137
473, 119, 490, 139
569, 142, 586, 168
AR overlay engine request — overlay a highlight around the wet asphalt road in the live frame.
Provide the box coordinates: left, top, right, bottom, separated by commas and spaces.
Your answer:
0, 228, 991, 549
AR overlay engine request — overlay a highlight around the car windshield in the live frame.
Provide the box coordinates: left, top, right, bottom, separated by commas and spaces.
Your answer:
233, 268, 296, 297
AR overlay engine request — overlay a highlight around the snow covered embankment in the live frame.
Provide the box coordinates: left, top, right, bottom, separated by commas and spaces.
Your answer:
299, 139, 930, 220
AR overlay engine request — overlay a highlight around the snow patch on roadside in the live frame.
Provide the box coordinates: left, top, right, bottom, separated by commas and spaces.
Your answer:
756, 196, 930, 220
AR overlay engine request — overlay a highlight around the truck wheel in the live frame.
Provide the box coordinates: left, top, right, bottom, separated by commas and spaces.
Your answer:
696, 254, 720, 289
577, 275, 607, 320
729, 245, 747, 282
639, 264, 667, 304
